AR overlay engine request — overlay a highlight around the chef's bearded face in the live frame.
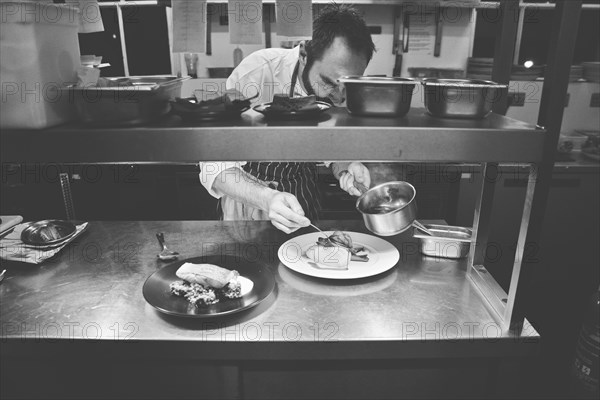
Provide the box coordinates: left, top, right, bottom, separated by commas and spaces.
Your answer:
300, 38, 368, 106
299, 4, 375, 106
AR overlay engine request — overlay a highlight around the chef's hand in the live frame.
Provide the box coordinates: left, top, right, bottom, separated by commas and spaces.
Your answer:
339, 162, 371, 197
265, 191, 310, 234
338, 162, 370, 197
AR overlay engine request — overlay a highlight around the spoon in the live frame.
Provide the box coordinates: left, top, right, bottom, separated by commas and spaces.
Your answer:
309, 223, 331, 241
413, 220, 434, 236
156, 233, 179, 261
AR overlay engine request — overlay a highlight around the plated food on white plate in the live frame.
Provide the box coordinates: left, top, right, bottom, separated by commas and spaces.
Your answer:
278, 231, 399, 280
305, 230, 370, 270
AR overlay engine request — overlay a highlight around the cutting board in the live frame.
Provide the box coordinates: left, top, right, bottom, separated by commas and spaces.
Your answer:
0, 215, 23, 234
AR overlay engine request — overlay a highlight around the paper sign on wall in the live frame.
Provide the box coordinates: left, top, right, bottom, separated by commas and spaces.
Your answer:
172, 0, 207, 53
275, 0, 312, 39
228, 0, 263, 45
407, 13, 436, 55
65, 0, 104, 33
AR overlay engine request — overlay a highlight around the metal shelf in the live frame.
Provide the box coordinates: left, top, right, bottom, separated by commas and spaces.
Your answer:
0, 108, 545, 164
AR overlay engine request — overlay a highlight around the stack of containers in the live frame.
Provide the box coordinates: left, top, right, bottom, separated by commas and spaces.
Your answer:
0, 1, 81, 129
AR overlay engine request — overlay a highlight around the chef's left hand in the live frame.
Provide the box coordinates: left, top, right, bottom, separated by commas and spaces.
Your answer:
339, 162, 371, 197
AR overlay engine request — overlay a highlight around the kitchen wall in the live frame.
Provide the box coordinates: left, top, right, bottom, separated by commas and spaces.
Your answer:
171, 5, 474, 78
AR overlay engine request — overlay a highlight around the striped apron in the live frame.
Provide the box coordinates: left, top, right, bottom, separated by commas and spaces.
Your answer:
219, 62, 322, 222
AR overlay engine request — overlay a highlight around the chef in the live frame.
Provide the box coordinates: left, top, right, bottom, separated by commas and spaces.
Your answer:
200, 4, 376, 233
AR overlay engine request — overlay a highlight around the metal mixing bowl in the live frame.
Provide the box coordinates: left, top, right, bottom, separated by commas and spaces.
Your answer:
355, 181, 417, 236
338, 76, 416, 117
422, 78, 507, 119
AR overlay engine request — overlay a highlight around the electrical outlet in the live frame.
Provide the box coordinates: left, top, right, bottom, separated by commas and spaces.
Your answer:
508, 92, 525, 107
590, 93, 600, 108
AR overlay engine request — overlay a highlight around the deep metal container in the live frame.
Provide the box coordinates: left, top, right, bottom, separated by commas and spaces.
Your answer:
338, 76, 416, 117
355, 181, 417, 236
422, 78, 507, 119
68, 76, 188, 126
413, 224, 472, 259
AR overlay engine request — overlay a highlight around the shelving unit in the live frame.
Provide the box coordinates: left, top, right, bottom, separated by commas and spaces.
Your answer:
1, 2, 584, 335
0, 107, 544, 333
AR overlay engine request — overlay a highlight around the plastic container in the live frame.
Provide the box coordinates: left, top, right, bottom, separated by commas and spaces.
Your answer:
1, 1, 81, 129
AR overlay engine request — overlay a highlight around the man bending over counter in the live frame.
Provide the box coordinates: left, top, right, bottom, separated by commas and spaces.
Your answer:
200, 4, 375, 233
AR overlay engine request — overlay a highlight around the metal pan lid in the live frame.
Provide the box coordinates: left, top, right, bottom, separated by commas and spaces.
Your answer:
421, 78, 508, 89
338, 76, 417, 85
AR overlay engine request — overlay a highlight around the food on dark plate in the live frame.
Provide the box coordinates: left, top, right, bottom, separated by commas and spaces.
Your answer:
170, 263, 243, 306
173, 89, 254, 113
269, 94, 320, 112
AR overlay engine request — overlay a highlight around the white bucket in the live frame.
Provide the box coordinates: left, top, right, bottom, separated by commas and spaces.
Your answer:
0, 1, 81, 129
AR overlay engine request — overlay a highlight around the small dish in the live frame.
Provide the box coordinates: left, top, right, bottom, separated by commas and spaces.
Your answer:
20, 220, 77, 246
253, 101, 331, 120
170, 96, 250, 122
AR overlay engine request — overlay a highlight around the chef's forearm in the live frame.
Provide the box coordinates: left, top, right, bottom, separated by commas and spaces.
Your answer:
331, 162, 351, 180
211, 167, 277, 211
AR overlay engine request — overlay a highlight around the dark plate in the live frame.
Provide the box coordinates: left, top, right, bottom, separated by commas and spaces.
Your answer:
170, 100, 249, 122
253, 101, 331, 120
172, 107, 250, 122
20, 220, 77, 246
142, 255, 276, 318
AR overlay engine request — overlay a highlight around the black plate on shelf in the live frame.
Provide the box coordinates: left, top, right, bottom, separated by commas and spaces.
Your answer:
170, 97, 250, 122
253, 101, 331, 120
142, 255, 276, 318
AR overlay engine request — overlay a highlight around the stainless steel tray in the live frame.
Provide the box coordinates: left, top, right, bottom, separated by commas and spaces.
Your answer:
67, 76, 189, 126
413, 224, 472, 259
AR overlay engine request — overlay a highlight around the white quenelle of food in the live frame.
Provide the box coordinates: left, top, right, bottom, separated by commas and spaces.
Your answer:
305, 245, 351, 269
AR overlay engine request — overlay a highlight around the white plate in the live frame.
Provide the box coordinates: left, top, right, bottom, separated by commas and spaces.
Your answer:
277, 232, 400, 280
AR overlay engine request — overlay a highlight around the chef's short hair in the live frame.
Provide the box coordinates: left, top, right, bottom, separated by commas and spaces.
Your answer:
307, 3, 376, 63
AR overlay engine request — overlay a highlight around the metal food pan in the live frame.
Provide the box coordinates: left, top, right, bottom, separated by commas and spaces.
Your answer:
67, 76, 188, 126
421, 78, 507, 119
338, 76, 416, 117
413, 224, 472, 259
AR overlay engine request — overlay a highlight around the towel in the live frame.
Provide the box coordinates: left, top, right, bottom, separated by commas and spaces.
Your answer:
0, 222, 88, 264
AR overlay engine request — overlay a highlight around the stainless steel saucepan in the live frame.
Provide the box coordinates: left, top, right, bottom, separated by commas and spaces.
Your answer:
355, 181, 431, 237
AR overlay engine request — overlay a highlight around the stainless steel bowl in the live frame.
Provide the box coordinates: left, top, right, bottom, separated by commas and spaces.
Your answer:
68, 76, 188, 126
413, 224, 472, 259
21, 220, 77, 246
338, 76, 416, 117
356, 181, 417, 236
422, 78, 507, 119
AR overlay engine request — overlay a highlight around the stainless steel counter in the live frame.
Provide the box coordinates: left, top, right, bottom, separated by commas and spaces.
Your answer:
0, 108, 545, 163
0, 220, 539, 362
